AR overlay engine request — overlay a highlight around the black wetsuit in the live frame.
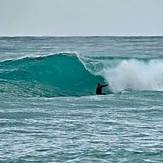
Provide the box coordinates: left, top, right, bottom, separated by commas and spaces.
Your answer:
96, 84, 108, 95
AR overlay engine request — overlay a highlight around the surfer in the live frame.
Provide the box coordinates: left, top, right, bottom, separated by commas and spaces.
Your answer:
96, 83, 108, 95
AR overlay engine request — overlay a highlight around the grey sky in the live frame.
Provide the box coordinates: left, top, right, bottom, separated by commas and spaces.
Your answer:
0, 0, 163, 36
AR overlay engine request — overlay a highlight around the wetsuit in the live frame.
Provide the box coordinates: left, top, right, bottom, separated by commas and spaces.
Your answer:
96, 84, 108, 95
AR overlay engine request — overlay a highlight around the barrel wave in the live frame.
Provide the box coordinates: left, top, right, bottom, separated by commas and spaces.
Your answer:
0, 53, 104, 97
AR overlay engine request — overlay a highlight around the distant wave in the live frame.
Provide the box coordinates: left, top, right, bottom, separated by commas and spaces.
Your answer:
1, 52, 163, 97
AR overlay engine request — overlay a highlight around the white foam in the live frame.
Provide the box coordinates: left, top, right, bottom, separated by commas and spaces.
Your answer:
103, 59, 163, 92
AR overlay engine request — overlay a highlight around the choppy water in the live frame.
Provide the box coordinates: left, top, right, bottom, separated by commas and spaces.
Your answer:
0, 37, 163, 162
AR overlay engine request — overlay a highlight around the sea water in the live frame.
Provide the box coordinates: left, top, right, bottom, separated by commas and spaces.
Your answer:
0, 37, 163, 162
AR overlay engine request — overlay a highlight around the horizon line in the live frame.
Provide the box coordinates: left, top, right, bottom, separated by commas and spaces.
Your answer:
0, 35, 163, 37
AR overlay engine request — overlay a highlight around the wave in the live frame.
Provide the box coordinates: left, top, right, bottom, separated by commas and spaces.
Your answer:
1, 52, 163, 97
0, 53, 105, 97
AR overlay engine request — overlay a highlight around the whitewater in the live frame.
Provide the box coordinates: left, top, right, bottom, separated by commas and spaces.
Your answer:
0, 36, 163, 162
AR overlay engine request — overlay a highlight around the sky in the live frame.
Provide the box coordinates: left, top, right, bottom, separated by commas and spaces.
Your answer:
0, 0, 163, 36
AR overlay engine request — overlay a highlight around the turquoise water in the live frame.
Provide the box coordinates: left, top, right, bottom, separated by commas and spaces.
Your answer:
0, 37, 163, 162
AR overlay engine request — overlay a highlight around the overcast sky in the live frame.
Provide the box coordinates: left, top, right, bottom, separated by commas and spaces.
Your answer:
0, 0, 163, 36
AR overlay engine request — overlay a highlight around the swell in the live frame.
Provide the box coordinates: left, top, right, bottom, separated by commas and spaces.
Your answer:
0, 53, 104, 97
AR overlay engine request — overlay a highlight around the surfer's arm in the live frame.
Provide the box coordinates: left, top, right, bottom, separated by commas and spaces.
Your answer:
101, 84, 108, 87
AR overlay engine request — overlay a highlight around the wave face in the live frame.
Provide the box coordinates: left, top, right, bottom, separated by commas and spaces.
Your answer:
0, 53, 104, 97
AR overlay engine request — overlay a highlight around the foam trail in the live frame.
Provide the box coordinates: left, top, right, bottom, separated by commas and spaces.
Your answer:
103, 59, 163, 92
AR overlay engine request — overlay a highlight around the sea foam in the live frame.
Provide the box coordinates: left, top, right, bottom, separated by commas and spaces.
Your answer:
103, 59, 163, 92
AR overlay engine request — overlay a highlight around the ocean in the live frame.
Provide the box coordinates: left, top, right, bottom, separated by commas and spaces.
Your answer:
0, 36, 163, 162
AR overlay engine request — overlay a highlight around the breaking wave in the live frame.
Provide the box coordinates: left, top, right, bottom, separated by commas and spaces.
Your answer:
1, 52, 163, 97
